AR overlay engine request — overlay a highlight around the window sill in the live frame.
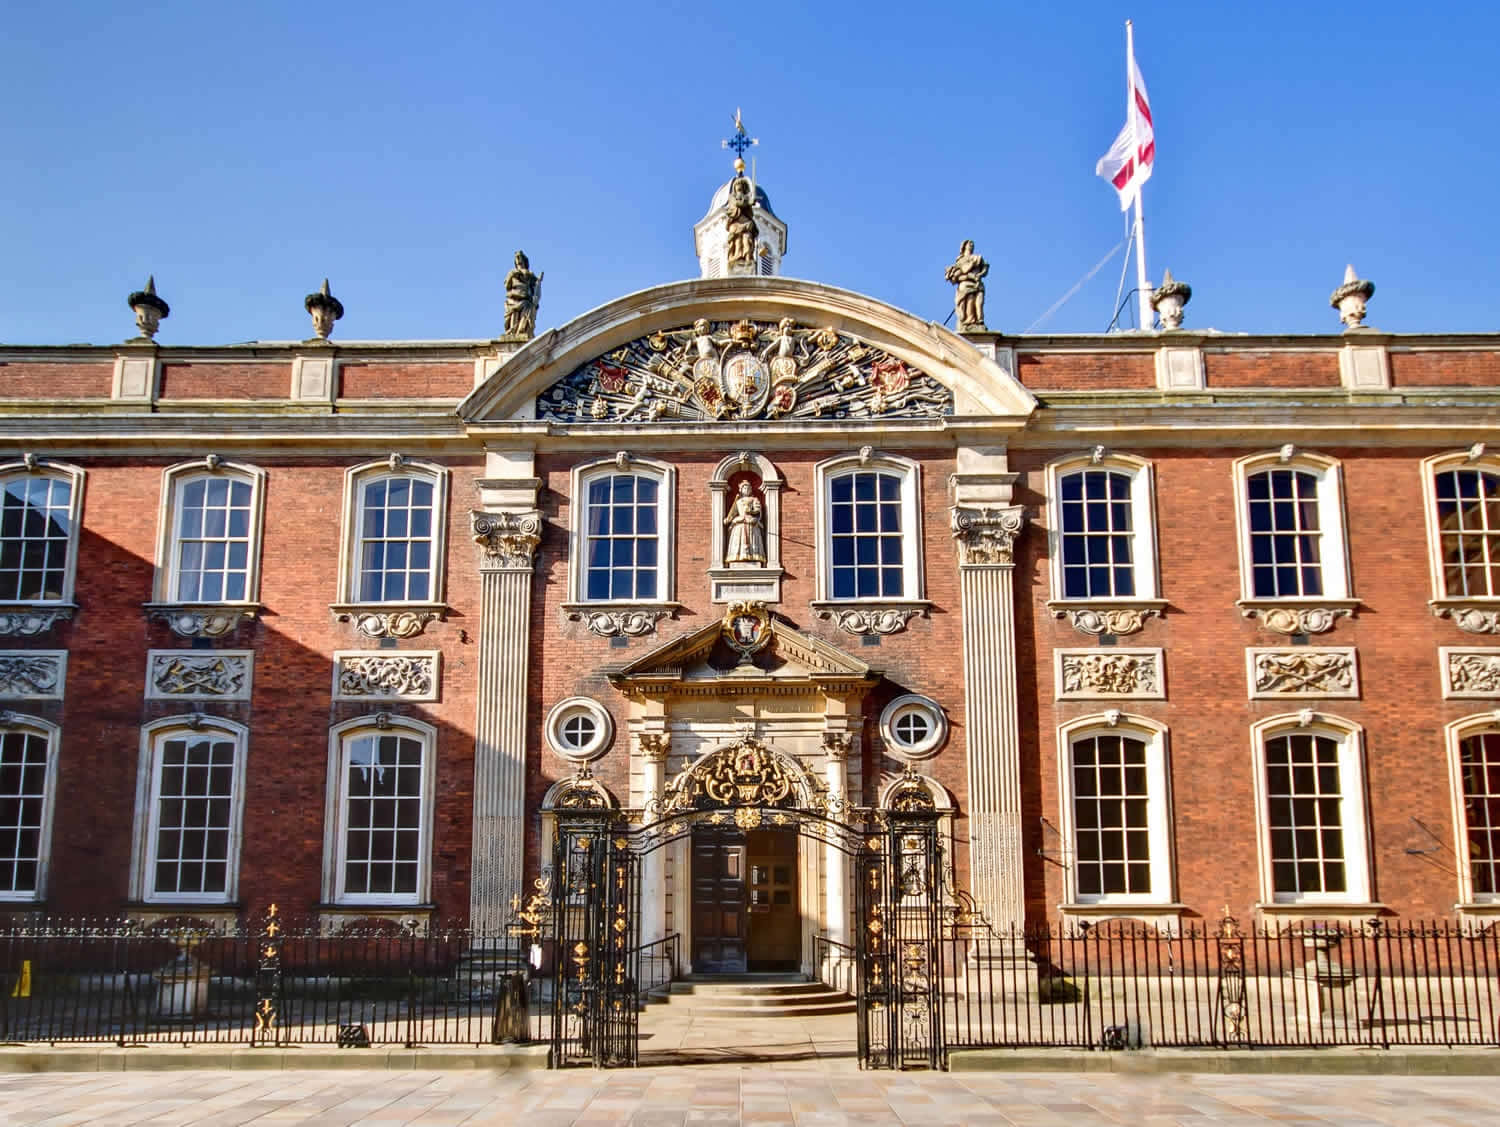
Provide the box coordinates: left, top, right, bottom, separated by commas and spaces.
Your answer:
1455, 902, 1500, 930
1238, 598, 1359, 636
812, 600, 931, 637
1254, 901, 1388, 933
1058, 902, 1186, 935
144, 602, 261, 639
0, 602, 76, 637
1047, 599, 1167, 637
330, 603, 448, 640
561, 601, 680, 639
1431, 598, 1500, 636
318, 903, 437, 936
125, 903, 243, 932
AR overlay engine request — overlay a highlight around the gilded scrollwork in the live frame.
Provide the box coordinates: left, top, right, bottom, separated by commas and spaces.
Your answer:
663, 737, 802, 813
534, 319, 952, 424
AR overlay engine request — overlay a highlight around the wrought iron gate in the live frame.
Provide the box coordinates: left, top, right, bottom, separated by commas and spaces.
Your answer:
549, 810, 640, 1068
856, 802, 946, 1069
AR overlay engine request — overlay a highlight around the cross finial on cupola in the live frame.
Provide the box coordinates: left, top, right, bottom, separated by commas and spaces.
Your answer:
722, 108, 758, 174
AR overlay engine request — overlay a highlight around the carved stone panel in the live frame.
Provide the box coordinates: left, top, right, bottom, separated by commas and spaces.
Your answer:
1441, 648, 1500, 699
1054, 648, 1165, 700
145, 650, 253, 701
0, 651, 67, 700
1246, 647, 1359, 699
535, 319, 953, 424
332, 651, 441, 702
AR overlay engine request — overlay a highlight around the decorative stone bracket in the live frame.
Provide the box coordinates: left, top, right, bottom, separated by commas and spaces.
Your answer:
144, 603, 260, 640
951, 506, 1026, 566
1432, 599, 1500, 636
1047, 601, 1167, 637
561, 603, 678, 638
0, 604, 75, 638
471, 510, 542, 570
330, 604, 446, 639
812, 601, 929, 637
1238, 599, 1359, 636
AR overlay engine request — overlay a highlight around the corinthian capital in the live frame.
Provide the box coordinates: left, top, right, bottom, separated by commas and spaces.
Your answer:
951, 505, 1025, 567
471, 509, 542, 569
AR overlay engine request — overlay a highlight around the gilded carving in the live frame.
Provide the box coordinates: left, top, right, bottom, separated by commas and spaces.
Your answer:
564, 606, 672, 638
1443, 649, 1500, 698
471, 510, 542, 569
147, 651, 252, 700
1247, 648, 1358, 698
1056, 649, 1163, 699
0, 607, 73, 637
664, 737, 800, 812
814, 605, 923, 636
333, 652, 439, 701
0, 652, 66, 699
951, 506, 1025, 566
535, 319, 952, 424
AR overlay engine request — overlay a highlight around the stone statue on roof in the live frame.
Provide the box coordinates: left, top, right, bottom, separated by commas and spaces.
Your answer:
503, 251, 543, 340
945, 239, 989, 332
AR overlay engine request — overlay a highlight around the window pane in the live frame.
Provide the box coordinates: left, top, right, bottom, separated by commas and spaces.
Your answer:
356, 474, 436, 604
1058, 470, 1135, 598
1071, 735, 1151, 900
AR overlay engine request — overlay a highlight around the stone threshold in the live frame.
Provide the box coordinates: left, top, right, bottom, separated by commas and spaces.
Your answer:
0, 1043, 549, 1072
948, 1047, 1500, 1075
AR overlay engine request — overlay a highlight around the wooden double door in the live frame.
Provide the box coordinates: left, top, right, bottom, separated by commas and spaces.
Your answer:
691, 826, 800, 973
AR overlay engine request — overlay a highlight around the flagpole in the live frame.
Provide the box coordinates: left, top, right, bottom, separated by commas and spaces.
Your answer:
1127, 20, 1152, 327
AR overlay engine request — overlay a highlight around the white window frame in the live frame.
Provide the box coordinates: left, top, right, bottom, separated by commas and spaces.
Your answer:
1045, 451, 1160, 606
153, 459, 267, 606
322, 715, 437, 907
1445, 713, 1500, 907
0, 713, 60, 903
336, 458, 450, 608
129, 715, 248, 905
567, 455, 676, 606
1422, 450, 1500, 607
1056, 713, 1175, 908
1250, 712, 1372, 906
879, 694, 949, 760
545, 697, 615, 763
1232, 450, 1352, 605
0, 460, 86, 608
812, 451, 926, 605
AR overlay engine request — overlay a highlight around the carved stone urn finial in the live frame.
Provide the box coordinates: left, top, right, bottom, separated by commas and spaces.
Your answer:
127, 275, 170, 341
1330, 264, 1375, 331
304, 278, 344, 340
1150, 268, 1192, 331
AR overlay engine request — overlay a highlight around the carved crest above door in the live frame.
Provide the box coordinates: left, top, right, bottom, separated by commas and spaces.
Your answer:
535, 318, 953, 424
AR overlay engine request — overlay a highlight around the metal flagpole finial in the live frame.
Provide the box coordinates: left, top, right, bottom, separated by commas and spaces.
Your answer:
721, 108, 758, 174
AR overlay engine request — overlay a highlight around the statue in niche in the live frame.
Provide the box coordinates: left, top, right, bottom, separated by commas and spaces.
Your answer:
725, 176, 759, 269
724, 480, 766, 566
503, 251, 543, 339
944, 239, 989, 331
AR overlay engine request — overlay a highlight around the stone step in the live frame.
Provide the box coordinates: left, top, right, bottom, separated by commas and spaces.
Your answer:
681, 998, 857, 1018
679, 980, 830, 998
657, 976, 855, 1017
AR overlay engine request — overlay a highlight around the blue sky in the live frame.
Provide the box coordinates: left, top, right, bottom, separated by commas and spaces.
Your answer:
3, 1, 1497, 344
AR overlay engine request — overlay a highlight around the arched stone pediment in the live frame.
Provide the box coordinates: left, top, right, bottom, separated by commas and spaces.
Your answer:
459, 277, 1036, 424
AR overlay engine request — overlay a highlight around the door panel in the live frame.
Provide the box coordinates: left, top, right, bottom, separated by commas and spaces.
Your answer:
746, 829, 800, 970
692, 830, 747, 973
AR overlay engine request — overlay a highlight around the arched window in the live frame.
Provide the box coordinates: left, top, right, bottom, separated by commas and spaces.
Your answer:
323, 716, 436, 905
155, 460, 267, 605
1045, 452, 1159, 604
131, 716, 247, 904
1424, 452, 1500, 600
1446, 715, 1500, 906
813, 452, 924, 603
0, 714, 59, 901
568, 456, 675, 605
0, 460, 85, 607
338, 459, 450, 606
1232, 451, 1351, 603
1057, 714, 1173, 907
1250, 713, 1371, 905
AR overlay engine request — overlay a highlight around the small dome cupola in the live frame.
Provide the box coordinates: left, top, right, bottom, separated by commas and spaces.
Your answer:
694, 111, 788, 279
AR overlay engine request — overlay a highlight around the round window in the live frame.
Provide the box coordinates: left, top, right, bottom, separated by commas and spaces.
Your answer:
879, 695, 948, 760
545, 698, 613, 762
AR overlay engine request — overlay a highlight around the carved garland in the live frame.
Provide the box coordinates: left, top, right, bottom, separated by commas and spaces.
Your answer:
1443, 649, 1500, 697
1057, 650, 1163, 699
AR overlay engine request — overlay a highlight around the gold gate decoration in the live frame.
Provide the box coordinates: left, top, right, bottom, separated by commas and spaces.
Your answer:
663, 737, 800, 813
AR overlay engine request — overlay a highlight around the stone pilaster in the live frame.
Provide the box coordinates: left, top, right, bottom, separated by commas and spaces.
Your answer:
469, 508, 542, 934
950, 502, 1027, 931
638, 733, 670, 945
822, 732, 851, 948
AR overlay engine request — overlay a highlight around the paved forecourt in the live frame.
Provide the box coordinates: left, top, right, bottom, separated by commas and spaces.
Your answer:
3, 1065, 1500, 1125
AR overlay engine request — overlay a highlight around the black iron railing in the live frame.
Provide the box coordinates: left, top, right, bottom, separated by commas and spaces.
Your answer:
0, 916, 542, 1046
945, 919, 1500, 1052
630, 932, 679, 1004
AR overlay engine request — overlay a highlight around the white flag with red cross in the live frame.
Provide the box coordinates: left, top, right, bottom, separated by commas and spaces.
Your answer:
1096, 47, 1154, 210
